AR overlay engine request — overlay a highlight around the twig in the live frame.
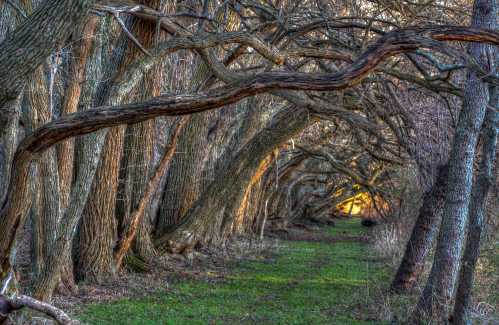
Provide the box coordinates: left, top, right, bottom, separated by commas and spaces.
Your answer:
4, 0, 28, 19
111, 12, 152, 57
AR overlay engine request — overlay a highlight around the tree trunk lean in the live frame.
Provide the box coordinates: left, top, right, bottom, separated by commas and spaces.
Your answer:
414, 0, 497, 321
452, 84, 498, 325
160, 106, 317, 247
390, 164, 448, 292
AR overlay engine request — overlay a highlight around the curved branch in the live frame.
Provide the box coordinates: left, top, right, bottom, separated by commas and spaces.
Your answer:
18, 25, 499, 154
0, 25, 498, 267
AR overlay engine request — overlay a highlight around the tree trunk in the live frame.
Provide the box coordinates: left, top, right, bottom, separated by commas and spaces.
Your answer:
0, 0, 96, 107
26, 65, 66, 293
390, 164, 448, 292
114, 117, 186, 269
156, 102, 214, 233
79, 0, 166, 279
159, 105, 317, 248
0, 0, 20, 203
77, 127, 122, 283
31, 16, 133, 298
414, 0, 497, 321
452, 84, 498, 325
75, 18, 129, 282
117, 0, 167, 261
0, 98, 20, 210
30, 18, 106, 299
57, 17, 99, 210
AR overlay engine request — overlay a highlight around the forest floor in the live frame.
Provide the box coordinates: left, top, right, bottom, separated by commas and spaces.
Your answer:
74, 218, 397, 324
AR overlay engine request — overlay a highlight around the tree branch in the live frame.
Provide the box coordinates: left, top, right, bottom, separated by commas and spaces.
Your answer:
0, 24, 498, 269
0, 295, 77, 325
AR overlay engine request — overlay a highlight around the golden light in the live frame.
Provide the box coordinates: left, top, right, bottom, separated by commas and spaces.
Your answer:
336, 192, 371, 216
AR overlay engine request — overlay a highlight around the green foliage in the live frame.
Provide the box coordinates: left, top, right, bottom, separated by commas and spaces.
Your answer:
78, 219, 388, 324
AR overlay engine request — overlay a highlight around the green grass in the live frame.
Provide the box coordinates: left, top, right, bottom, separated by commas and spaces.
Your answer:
78, 219, 387, 324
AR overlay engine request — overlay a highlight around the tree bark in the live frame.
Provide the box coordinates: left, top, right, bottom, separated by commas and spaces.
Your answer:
30, 16, 138, 298
390, 164, 448, 292
452, 84, 498, 325
30, 18, 107, 299
414, 1, 497, 322
159, 105, 317, 248
0, 25, 498, 281
114, 117, 186, 269
116, 0, 167, 262
26, 65, 62, 283
156, 113, 213, 233
0, 0, 96, 107
57, 17, 99, 210
79, 1, 166, 279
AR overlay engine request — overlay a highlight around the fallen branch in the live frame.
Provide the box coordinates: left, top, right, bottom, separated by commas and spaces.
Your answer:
0, 294, 77, 325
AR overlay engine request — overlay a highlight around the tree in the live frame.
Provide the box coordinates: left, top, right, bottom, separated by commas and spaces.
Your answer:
453, 83, 498, 324
0, 3, 498, 320
413, 0, 497, 322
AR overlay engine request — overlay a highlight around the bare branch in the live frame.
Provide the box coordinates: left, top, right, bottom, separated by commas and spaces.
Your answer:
111, 11, 153, 57
0, 24, 498, 270
0, 295, 77, 325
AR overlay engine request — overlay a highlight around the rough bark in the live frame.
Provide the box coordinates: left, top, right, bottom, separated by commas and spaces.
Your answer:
0, 25, 498, 279
156, 113, 212, 233
452, 84, 498, 325
414, 1, 497, 322
0, 0, 96, 107
26, 65, 61, 282
57, 17, 99, 209
79, 1, 166, 280
390, 164, 448, 292
159, 105, 317, 247
117, 0, 167, 261
114, 117, 186, 269
77, 126, 123, 283
31, 17, 134, 298
76, 18, 130, 283
30, 19, 106, 299
0, 98, 20, 211
156, 54, 221, 235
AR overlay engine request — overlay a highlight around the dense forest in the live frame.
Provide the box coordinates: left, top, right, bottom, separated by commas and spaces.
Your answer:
0, 0, 497, 324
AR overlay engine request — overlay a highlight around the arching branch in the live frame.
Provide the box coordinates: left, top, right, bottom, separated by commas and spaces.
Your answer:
0, 24, 498, 269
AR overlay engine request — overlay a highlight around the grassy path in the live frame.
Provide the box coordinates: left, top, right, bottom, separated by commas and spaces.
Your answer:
79, 219, 387, 324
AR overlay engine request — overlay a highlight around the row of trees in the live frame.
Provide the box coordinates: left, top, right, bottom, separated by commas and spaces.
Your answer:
0, 0, 497, 324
